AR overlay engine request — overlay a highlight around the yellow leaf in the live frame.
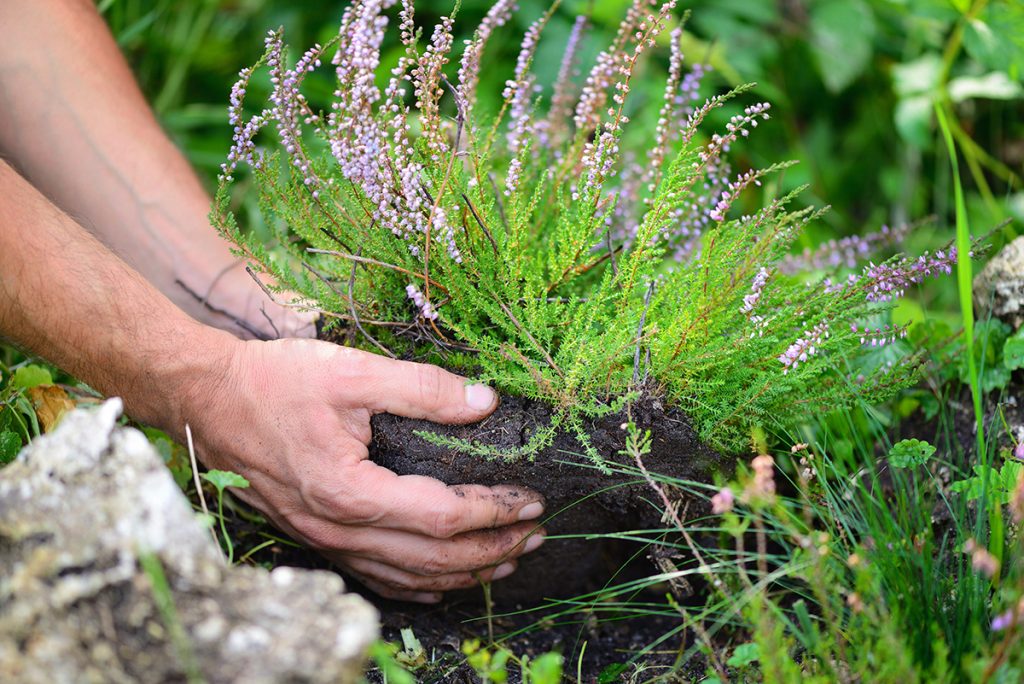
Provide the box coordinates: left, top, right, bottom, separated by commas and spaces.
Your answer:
27, 385, 76, 433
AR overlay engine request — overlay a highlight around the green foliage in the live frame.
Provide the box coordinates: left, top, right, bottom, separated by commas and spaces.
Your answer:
143, 426, 194, 490
1002, 326, 1024, 370
0, 355, 66, 463
213, 0, 940, 457
0, 431, 20, 465
888, 438, 936, 468
808, 0, 876, 94
725, 641, 760, 668
139, 551, 205, 684
462, 639, 563, 684
959, 319, 1013, 393
951, 459, 1024, 505
201, 469, 250, 493
201, 469, 251, 563
59, 1, 1022, 678
368, 640, 417, 684
11, 364, 53, 390
395, 627, 426, 671
637, 398, 1012, 681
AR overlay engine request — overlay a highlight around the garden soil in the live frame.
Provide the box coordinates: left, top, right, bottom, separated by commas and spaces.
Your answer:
370, 393, 726, 603
225, 387, 729, 679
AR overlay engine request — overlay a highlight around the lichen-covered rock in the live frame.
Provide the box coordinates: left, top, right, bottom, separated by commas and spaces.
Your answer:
975, 236, 1024, 330
0, 399, 379, 684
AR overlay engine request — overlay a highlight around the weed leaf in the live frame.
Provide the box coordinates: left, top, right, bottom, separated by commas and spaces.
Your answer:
201, 469, 250, 493
0, 431, 21, 464
12, 365, 52, 390
888, 439, 935, 468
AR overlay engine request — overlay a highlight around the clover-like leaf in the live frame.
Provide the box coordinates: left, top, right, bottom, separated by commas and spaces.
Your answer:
726, 642, 761, 668
1004, 328, 1024, 370
201, 469, 250, 494
888, 439, 935, 468
12, 365, 53, 390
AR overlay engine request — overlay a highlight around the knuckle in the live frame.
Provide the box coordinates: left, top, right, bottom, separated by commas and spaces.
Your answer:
430, 507, 461, 539
417, 556, 448, 577
333, 346, 371, 382
298, 479, 362, 526
416, 365, 447, 410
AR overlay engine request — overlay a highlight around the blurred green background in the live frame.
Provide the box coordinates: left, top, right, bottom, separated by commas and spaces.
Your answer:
99, 0, 1022, 247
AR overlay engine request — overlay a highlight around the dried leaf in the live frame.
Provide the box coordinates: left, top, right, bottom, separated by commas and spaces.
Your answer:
27, 385, 76, 433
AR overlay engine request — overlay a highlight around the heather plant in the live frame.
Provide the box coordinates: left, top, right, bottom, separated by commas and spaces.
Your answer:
212, 0, 964, 455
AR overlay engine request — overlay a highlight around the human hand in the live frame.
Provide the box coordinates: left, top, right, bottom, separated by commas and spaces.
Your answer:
184, 338, 545, 603
176, 260, 318, 341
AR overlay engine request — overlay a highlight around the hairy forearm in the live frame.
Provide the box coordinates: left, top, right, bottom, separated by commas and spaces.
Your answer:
0, 0, 301, 339
0, 160, 235, 433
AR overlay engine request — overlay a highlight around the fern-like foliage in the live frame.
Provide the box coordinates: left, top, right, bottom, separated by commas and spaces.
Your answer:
212, 0, 959, 453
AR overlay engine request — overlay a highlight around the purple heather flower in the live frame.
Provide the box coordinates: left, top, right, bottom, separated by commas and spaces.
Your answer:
644, 26, 685, 194
576, 129, 620, 201
861, 247, 957, 303
544, 15, 587, 147
991, 609, 1016, 632
412, 14, 456, 156
458, 0, 517, 115
850, 323, 908, 348
779, 322, 829, 373
779, 222, 912, 275
700, 103, 771, 165
221, 64, 270, 180
572, 0, 646, 134
711, 487, 735, 514
675, 63, 706, 121
397, 0, 415, 49
266, 30, 327, 194
504, 17, 545, 194
406, 284, 439, 321
574, 49, 620, 135
741, 267, 770, 315
708, 168, 763, 223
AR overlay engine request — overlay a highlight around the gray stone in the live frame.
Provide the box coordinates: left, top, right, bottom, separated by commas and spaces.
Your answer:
0, 399, 379, 684
974, 235, 1024, 330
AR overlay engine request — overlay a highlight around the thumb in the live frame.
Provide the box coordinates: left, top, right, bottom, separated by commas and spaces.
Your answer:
343, 352, 499, 424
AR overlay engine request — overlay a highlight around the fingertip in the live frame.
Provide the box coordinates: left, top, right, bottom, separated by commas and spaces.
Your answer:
517, 501, 544, 521
464, 383, 498, 413
522, 532, 546, 554
491, 561, 516, 581
411, 591, 443, 604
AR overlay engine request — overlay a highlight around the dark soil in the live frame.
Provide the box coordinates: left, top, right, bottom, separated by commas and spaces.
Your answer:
234, 524, 712, 681
223, 389, 726, 680
370, 392, 727, 604
365, 592, 711, 683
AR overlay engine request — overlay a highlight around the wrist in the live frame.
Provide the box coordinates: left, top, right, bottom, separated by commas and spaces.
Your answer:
125, 318, 243, 439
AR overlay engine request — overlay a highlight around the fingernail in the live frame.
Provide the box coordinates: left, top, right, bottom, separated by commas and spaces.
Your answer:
413, 592, 443, 604
517, 501, 544, 521
523, 533, 545, 554
492, 562, 516, 580
465, 384, 497, 411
